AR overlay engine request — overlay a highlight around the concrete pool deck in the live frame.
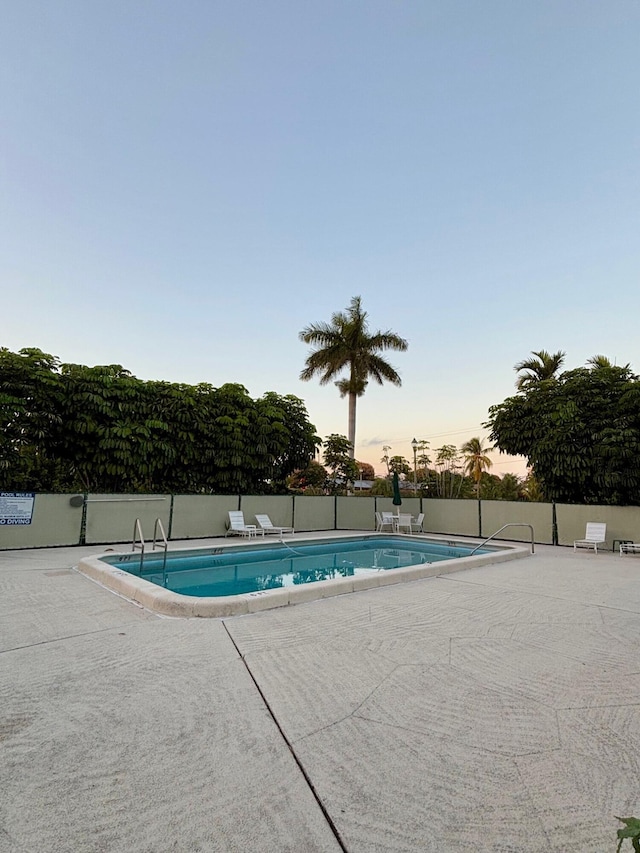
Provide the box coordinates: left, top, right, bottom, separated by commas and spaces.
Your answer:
1, 534, 639, 851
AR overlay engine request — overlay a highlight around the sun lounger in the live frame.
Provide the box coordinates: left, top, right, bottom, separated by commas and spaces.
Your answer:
255, 514, 294, 537
226, 511, 261, 537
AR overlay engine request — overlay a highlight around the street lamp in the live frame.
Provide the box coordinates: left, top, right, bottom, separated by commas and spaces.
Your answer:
411, 437, 418, 493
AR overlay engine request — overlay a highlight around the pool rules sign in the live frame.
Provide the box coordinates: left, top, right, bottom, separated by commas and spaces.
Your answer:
0, 492, 35, 525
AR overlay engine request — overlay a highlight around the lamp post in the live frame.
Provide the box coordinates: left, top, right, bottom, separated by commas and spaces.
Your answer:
411, 437, 418, 493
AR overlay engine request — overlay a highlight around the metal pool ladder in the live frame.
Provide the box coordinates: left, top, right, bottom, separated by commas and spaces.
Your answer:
132, 517, 169, 576
469, 523, 535, 555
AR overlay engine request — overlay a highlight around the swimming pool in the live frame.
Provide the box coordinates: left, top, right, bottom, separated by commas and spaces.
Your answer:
104, 536, 489, 597
77, 533, 530, 617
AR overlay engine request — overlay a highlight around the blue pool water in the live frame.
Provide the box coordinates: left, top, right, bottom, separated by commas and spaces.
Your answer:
104, 536, 488, 598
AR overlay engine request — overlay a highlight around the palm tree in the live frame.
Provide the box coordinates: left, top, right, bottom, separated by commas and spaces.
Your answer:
433, 444, 463, 498
299, 296, 408, 457
461, 437, 493, 498
514, 350, 566, 390
586, 354, 636, 375
587, 354, 615, 370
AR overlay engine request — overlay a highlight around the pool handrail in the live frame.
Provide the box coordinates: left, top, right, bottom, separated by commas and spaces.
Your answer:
132, 518, 146, 574
469, 523, 535, 555
152, 518, 169, 578
132, 517, 169, 576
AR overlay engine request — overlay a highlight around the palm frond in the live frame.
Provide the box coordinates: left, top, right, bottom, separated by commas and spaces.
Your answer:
361, 354, 403, 386
367, 331, 409, 352
515, 349, 566, 390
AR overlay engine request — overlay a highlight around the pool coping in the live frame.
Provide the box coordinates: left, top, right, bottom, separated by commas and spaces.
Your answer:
76, 532, 531, 617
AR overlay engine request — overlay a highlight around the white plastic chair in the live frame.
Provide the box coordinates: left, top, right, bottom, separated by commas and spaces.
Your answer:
396, 513, 413, 534
380, 512, 395, 532
573, 522, 606, 553
410, 513, 425, 533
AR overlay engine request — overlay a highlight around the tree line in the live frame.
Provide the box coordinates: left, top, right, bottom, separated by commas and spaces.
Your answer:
0, 348, 319, 494
289, 434, 533, 501
4, 333, 639, 506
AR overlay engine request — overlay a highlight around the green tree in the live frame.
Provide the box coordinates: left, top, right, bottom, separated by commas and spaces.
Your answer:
520, 471, 546, 502
413, 440, 431, 486
0, 348, 66, 490
357, 461, 376, 480
461, 437, 493, 498
287, 460, 328, 491
586, 354, 632, 371
380, 445, 392, 475
299, 296, 408, 456
481, 472, 524, 501
388, 455, 411, 477
58, 362, 167, 492
255, 392, 321, 489
515, 350, 566, 391
432, 445, 465, 498
415, 440, 430, 469
370, 477, 392, 496
322, 434, 359, 493
499, 473, 524, 501
487, 359, 640, 504
0, 348, 320, 495
477, 473, 502, 501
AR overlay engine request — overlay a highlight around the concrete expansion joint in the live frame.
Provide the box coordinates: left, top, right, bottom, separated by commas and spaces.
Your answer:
221, 621, 350, 853
0, 624, 139, 655
557, 700, 640, 711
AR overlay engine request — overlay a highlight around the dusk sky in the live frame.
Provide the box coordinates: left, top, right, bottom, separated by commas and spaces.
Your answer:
2, 1, 639, 477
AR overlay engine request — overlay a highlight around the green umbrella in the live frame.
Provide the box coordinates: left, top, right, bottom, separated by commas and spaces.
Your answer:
392, 471, 402, 506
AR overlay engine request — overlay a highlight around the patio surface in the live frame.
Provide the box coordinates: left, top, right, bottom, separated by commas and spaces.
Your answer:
1, 536, 639, 852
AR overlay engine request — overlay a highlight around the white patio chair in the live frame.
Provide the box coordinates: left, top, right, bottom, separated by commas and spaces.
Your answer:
573, 522, 607, 554
226, 511, 261, 538
620, 542, 640, 556
255, 514, 294, 537
410, 512, 425, 534
396, 513, 413, 534
379, 512, 395, 532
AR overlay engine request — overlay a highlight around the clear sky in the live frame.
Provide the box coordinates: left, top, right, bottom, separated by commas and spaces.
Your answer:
2, 1, 639, 477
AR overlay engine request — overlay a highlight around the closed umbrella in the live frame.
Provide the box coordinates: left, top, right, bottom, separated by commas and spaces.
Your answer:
392, 471, 402, 507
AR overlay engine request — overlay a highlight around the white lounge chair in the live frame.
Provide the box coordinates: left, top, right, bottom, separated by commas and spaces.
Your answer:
226, 511, 261, 538
410, 513, 425, 533
620, 542, 640, 556
574, 522, 607, 553
255, 514, 294, 537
